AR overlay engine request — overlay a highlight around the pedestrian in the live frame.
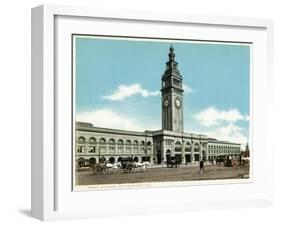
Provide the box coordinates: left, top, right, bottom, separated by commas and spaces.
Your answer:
199, 159, 204, 174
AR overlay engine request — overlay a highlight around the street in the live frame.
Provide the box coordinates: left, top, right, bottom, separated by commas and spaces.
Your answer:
75, 164, 250, 186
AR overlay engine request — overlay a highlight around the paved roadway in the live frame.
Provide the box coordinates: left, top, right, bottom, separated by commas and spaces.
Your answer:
76, 165, 250, 186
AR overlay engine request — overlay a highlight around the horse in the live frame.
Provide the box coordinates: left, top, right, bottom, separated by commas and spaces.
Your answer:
133, 162, 150, 172
91, 162, 107, 175
243, 157, 250, 167
142, 161, 151, 167
215, 158, 224, 165
105, 162, 121, 174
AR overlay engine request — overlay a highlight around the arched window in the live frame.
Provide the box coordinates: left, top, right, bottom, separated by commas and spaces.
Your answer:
133, 141, 139, 153
109, 138, 115, 144
99, 138, 106, 144
78, 136, 85, 143
185, 142, 191, 152
118, 139, 124, 145
89, 137, 96, 143
147, 141, 152, 146
175, 141, 181, 153
175, 141, 181, 146
141, 141, 145, 145
126, 140, 131, 153
108, 139, 115, 153
117, 140, 124, 153
194, 143, 200, 152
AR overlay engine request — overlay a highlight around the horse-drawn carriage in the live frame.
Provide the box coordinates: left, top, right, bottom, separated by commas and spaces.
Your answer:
215, 156, 241, 167
240, 156, 250, 167
165, 156, 180, 168
120, 157, 135, 173
91, 161, 122, 175
90, 157, 150, 175
90, 158, 107, 175
215, 156, 225, 165
224, 157, 233, 167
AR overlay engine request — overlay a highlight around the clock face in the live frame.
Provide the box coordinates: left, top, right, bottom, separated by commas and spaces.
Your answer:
175, 98, 181, 108
163, 99, 169, 107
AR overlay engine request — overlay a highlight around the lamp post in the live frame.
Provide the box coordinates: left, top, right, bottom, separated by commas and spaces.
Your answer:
191, 133, 194, 163
145, 130, 148, 162
98, 145, 100, 163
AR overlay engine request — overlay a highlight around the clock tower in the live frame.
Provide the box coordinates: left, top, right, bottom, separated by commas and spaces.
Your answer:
161, 45, 184, 133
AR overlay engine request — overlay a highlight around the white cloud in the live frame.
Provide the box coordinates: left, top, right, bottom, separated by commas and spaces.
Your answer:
194, 107, 248, 127
102, 83, 160, 101
183, 83, 195, 93
192, 106, 249, 146
76, 108, 158, 131
191, 123, 248, 147
207, 123, 248, 148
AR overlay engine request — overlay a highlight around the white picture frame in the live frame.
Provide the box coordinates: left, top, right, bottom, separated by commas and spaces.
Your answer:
31, 4, 274, 221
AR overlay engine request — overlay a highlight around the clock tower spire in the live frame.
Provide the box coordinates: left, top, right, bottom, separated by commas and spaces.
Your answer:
161, 45, 184, 133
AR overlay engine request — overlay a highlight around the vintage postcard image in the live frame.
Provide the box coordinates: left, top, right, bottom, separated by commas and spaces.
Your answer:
72, 35, 251, 191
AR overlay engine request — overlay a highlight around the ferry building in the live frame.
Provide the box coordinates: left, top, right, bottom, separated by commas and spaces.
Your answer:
75, 46, 241, 167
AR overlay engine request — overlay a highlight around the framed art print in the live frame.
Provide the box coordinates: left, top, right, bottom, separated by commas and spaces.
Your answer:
73, 35, 251, 191
31, 4, 274, 220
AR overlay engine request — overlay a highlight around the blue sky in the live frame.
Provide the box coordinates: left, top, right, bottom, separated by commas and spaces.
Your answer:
74, 36, 250, 146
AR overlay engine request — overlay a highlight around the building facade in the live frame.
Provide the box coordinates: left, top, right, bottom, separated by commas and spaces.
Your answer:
76, 122, 154, 167
75, 46, 241, 167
